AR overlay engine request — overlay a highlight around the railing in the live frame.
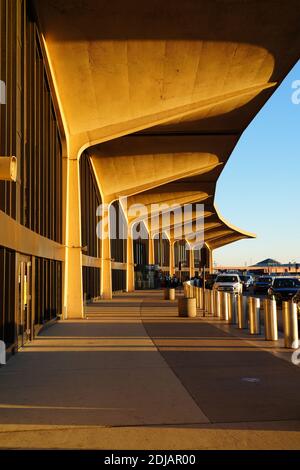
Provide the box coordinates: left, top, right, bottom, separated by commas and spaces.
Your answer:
181, 281, 299, 350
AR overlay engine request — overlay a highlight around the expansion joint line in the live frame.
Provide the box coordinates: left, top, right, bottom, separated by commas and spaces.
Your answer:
138, 295, 210, 423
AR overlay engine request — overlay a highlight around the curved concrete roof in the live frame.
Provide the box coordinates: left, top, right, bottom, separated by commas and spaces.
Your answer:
33, 0, 300, 250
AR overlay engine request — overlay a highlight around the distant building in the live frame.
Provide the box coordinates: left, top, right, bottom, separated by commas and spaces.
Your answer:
253, 258, 300, 274
216, 258, 300, 275
254, 258, 281, 267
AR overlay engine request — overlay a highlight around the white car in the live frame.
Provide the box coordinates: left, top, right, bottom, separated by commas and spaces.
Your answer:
213, 274, 243, 294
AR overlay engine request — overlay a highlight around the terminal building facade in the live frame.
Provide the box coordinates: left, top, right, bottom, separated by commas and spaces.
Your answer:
0, 0, 299, 354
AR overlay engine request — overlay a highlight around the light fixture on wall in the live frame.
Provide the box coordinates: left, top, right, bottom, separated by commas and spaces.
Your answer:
0, 156, 17, 182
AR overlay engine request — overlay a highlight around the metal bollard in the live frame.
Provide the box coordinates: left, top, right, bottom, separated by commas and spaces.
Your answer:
263, 298, 269, 333
195, 288, 200, 308
237, 294, 247, 329
248, 297, 261, 334
199, 288, 204, 310
214, 290, 221, 318
210, 290, 215, 316
196, 287, 204, 310
282, 301, 299, 349
221, 292, 229, 321
211, 289, 215, 315
227, 293, 233, 323
184, 283, 192, 298
201, 288, 205, 315
193, 285, 196, 298
205, 289, 211, 315
228, 293, 237, 324
218, 291, 224, 318
264, 298, 278, 341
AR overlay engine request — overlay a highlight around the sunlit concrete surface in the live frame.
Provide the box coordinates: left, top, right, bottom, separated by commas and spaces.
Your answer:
0, 291, 300, 449
8, 0, 296, 316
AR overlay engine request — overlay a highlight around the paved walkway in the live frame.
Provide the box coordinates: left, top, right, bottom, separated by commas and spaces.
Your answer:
0, 290, 300, 449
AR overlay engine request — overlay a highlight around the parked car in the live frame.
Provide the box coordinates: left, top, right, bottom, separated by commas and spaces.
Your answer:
253, 276, 273, 294
239, 275, 254, 291
205, 273, 218, 290
213, 274, 243, 294
268, 277, 300, 303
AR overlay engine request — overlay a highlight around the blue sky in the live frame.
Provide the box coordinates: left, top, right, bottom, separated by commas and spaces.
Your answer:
214, 60, 300, 267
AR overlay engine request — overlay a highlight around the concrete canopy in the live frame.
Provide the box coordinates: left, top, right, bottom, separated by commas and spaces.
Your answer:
33, 0, 300, 250
33, 0, 300, 141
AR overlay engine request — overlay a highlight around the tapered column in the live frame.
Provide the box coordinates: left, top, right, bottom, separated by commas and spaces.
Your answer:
149, 235, 155, 265
100, 204, 112, 299
169, 239, 175, 276
64, 157, 83, 318
189, 248, 195, 278
127, 224, 135, 292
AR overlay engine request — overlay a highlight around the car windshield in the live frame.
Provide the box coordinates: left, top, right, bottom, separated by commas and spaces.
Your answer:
216, 276, 239, 283
258, 277, 272, 283
273, 278, 300, 288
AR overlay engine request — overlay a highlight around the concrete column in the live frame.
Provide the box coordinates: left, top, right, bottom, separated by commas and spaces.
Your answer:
126, 224, 135, 292
100, 204, 112, 299
169, 239, 175, 276
149, 235, 155, 265
64, 157, 83, 319
189, 248, 195, 278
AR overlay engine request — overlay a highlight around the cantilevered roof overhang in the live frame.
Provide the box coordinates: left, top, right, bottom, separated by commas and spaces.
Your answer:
32, 0, 300, 250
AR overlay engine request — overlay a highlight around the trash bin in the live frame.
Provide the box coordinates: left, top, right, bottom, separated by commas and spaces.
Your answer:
237, 294, 247, 329
178, 297, 197, 318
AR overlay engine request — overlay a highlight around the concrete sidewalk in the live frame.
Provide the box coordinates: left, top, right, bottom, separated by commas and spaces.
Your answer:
0, 290, 300, 449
